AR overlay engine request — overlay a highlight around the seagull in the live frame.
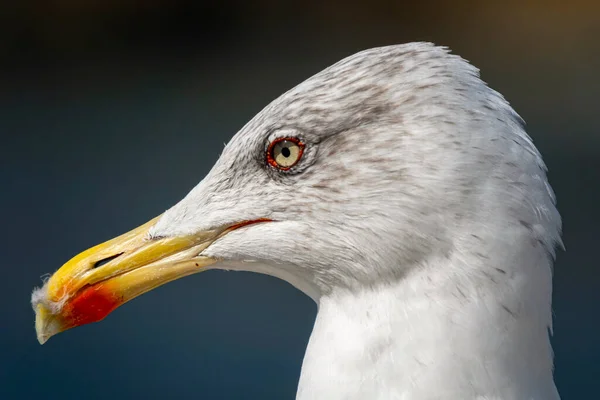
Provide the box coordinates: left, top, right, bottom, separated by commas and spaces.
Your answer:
32, 42, 562, 399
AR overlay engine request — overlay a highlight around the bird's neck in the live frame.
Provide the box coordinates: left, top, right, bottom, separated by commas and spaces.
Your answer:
297, 254, 559, 400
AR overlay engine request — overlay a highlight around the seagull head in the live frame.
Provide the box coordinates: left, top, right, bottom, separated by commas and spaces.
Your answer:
31, 43, 561, 346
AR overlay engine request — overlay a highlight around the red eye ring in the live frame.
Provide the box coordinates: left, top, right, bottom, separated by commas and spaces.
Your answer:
266, 137, 305, 170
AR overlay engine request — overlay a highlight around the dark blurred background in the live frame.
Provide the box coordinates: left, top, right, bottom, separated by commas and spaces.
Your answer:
1, 1, 598, 399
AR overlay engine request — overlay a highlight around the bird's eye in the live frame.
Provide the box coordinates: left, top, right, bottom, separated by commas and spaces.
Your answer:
266, 137, 305, 170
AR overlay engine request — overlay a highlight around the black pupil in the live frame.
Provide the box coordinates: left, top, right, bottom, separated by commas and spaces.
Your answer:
281, 146, 291, 158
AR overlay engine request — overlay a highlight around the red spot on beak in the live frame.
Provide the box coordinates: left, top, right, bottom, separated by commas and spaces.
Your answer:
63, 284, 122, 328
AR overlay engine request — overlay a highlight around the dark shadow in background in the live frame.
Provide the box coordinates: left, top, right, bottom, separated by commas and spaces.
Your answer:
1, 1, 598, 398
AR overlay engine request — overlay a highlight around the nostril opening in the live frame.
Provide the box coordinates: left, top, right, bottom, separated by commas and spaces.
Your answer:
93, 253, 124, 269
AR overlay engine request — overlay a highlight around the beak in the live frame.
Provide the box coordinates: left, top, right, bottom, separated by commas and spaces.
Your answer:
32, 216, 229, 345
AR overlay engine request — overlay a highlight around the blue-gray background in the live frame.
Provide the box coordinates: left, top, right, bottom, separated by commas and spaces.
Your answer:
1, 1, 598, 399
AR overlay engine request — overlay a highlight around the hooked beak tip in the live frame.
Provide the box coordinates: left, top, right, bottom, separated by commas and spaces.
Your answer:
35, 303, 63, 345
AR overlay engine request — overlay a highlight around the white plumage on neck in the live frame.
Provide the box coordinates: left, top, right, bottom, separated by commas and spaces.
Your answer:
297, 248, 558, 399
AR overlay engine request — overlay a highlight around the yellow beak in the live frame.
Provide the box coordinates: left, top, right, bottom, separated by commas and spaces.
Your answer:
32, 216, 226, 344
